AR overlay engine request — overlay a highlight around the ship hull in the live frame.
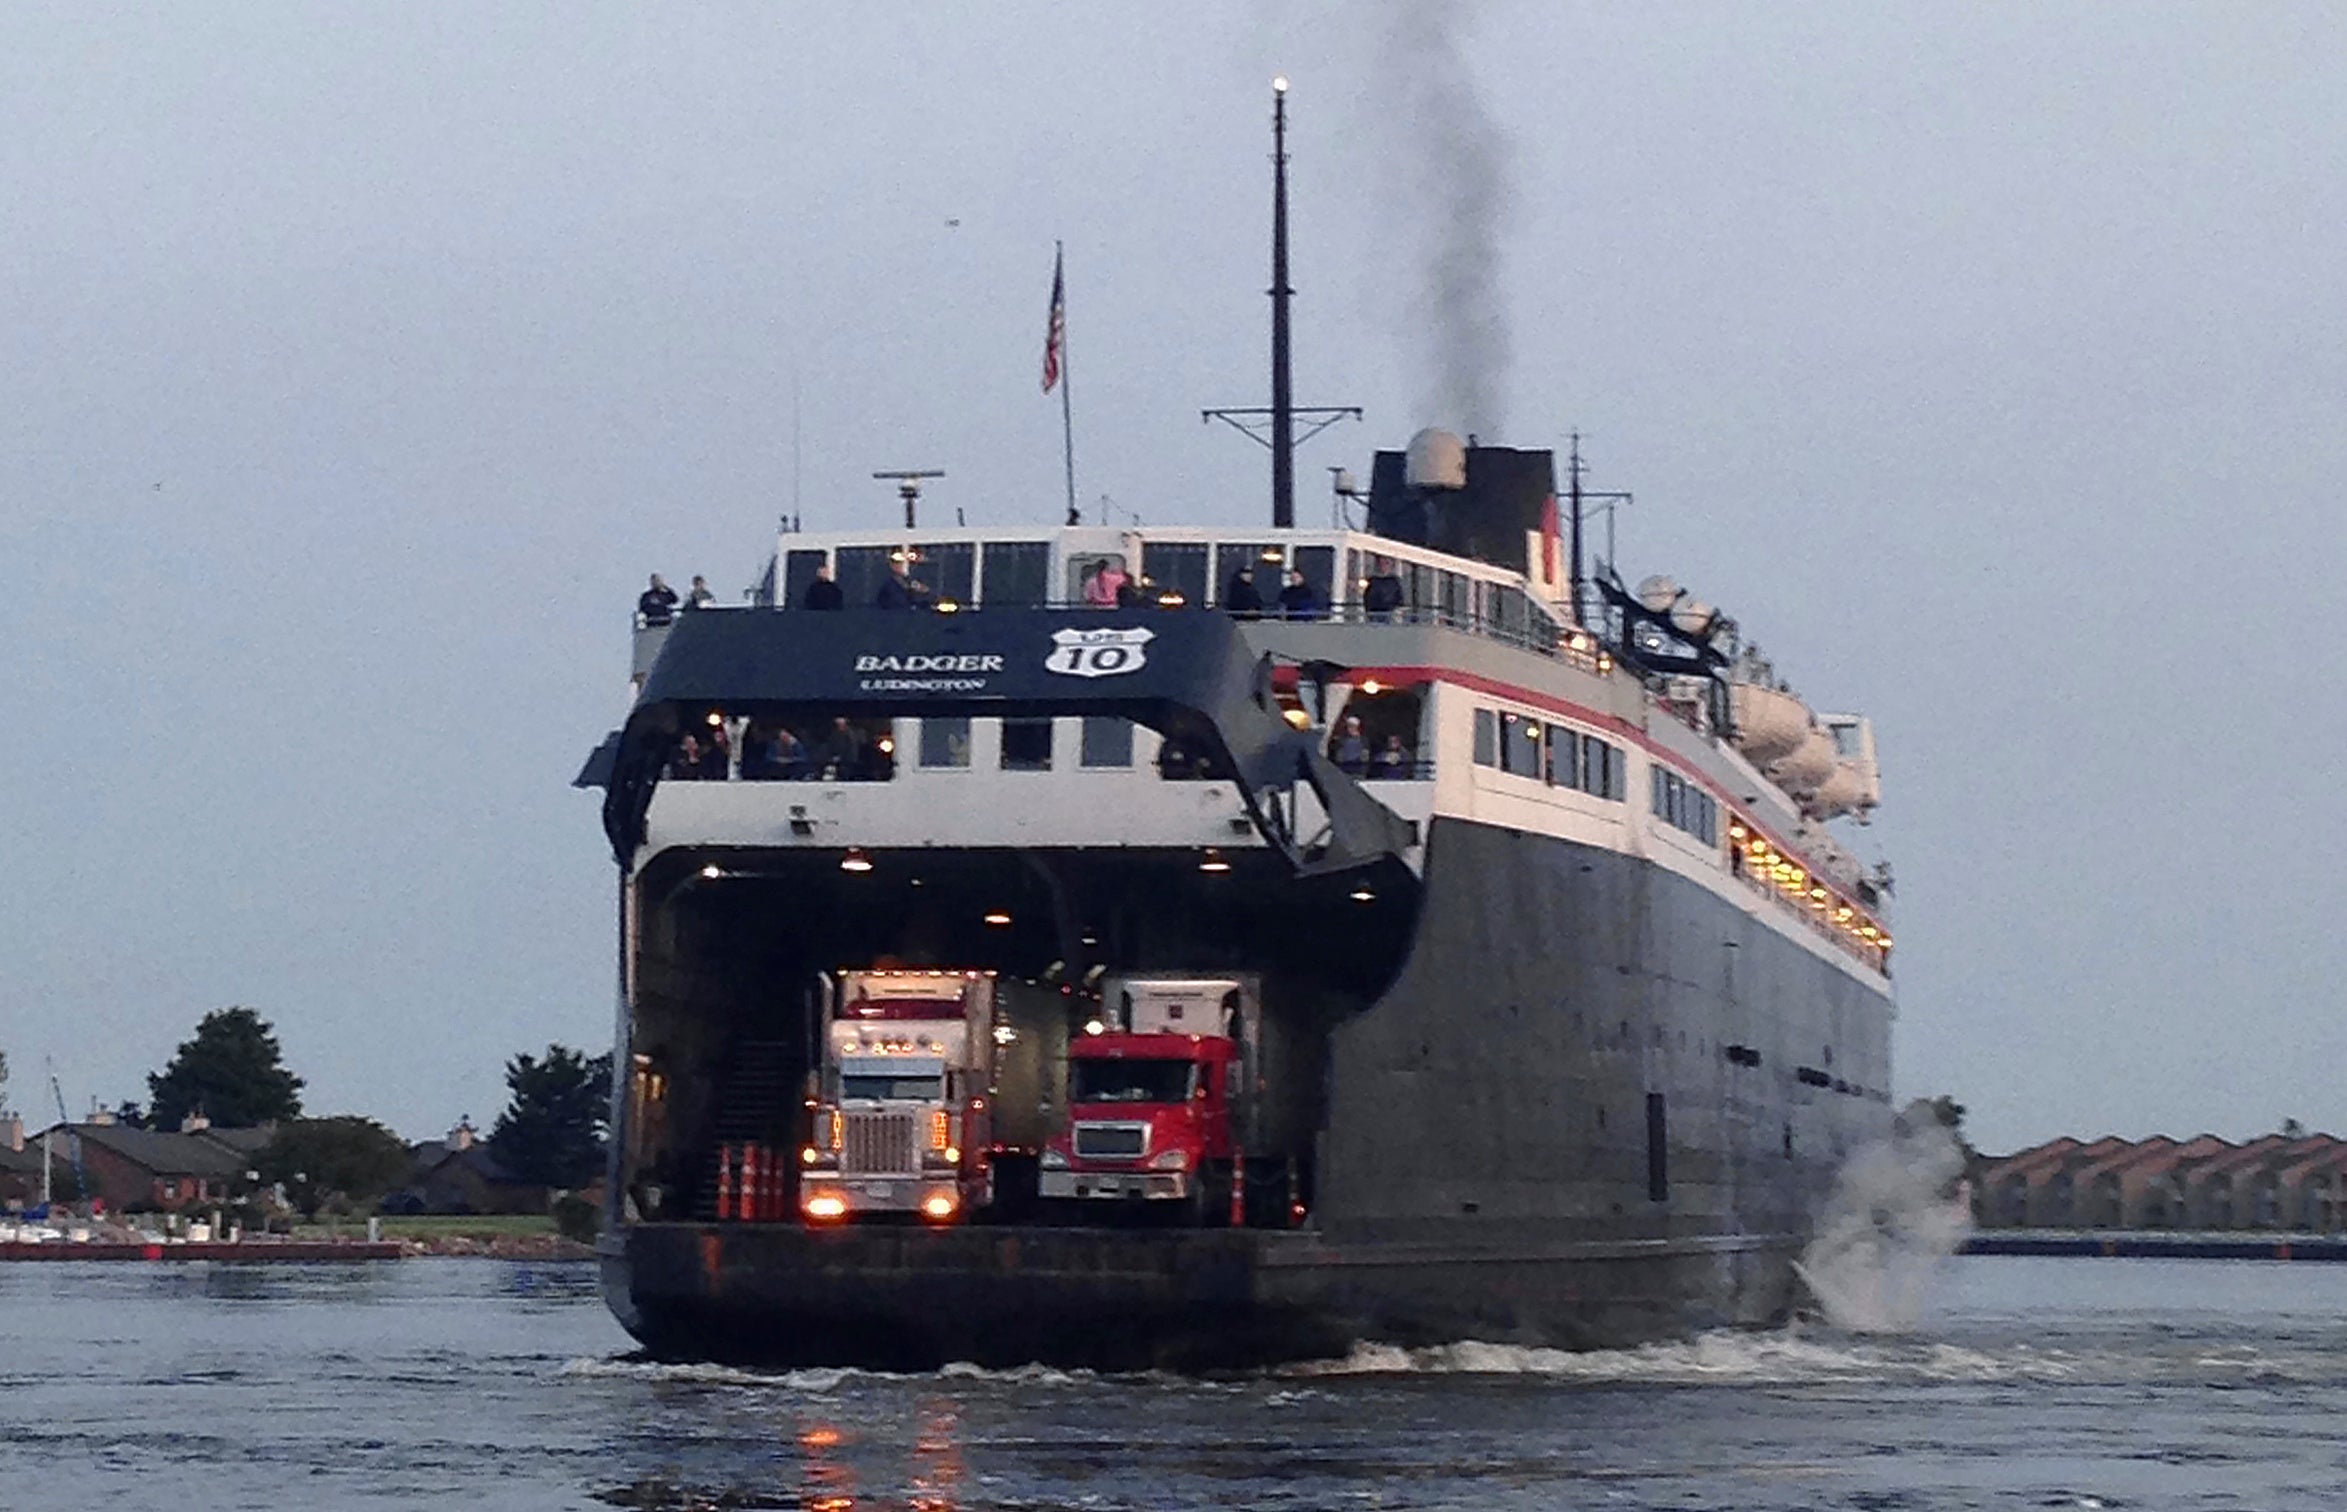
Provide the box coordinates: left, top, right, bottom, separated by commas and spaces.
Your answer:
602, 816, 1892, 1366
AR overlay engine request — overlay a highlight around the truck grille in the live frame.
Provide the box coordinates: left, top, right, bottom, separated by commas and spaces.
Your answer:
1073, 1123, 1147, 1159
842, 1111, 919, 1175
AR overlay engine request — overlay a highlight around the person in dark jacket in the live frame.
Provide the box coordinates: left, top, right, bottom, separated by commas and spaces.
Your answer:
686, 575, 717, 610
802, 565, 844, 610
638, 573, 679, 626
1362, 573, 1405, 621
1277, 569, 1322, 621
1223, 567, 1264, 617
876, 557, 914, 609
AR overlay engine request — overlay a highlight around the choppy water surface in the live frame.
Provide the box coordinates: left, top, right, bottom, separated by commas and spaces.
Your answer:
3, 1256, 2344, 1510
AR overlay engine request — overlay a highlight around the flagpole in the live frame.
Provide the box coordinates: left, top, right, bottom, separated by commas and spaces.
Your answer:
1057, 241, 1077, 525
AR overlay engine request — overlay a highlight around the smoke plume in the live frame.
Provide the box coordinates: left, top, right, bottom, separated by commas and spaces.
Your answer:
1375, 0, 1514, 437
1792, 1104, 1971, 1333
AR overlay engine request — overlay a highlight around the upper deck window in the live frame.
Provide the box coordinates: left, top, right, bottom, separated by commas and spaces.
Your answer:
1500, 711, 1542, 776
980, 542, 1050, 607
920, 717, 971, 769
782, 549, 827, 609
913, 542, 975, 605
1293, 545, 1336, 611
835, 546, 896, 607
1143, 542, 1209, 607
1473, 708, 1498, 767
1215, 543, 1278, 607
1546, 724, 1579, 787
1080, 716, 1134, 768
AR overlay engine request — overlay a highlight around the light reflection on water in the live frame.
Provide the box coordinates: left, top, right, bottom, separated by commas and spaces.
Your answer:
3, 1256, 2347, 1509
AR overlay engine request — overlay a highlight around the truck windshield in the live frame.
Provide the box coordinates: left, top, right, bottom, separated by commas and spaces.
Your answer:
840, 1074, 946, 1102
1070, 1059, 1195, 1104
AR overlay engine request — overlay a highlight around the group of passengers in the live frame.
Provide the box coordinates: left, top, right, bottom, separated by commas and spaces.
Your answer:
1326, 713, 1415, 779
669, 715, 893, 784
637, 573, 717, 626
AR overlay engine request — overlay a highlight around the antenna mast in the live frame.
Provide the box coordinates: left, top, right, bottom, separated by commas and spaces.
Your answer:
1270, 76, 1294, 530
871, 469, 945, 530
1203, 77, 1359, 520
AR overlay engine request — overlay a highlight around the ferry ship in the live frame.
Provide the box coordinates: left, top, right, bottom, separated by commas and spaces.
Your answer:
575, 90, 1894, 1370
577, 430, 1894, 1367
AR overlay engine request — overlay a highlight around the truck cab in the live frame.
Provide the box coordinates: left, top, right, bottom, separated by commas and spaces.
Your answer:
799, 971, 988, 1223
1039, 975, 1266, 1224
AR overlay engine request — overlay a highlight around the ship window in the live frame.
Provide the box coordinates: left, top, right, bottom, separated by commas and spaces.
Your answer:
1216, 543, 1278, 608
1546, 725, 1578, 787
1080, 716, 1133, 768
1294, 545, 1336, 613
1473, 708, 1498, 766
912, 542, 974, 605
782, 549, 828, 609
1501, 712, 1540, 775
919, 717, 971, 769
1001, 718, 1054, 771
1583, 735, 1619, 800
979, 541, 1050, 607
1606, 744, 1626, 801
1143, 542, 1209, 608
1650, 765, 1667, 816
834, 546, 897, 608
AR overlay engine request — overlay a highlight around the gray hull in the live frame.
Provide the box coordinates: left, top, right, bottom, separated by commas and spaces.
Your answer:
603, 816, 1893, 1367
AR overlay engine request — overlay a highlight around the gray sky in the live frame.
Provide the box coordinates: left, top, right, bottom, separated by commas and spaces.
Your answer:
4, 4, 2341, 1154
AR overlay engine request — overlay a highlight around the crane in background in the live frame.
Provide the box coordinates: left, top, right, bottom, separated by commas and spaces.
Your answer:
42, 1061, 84, 1211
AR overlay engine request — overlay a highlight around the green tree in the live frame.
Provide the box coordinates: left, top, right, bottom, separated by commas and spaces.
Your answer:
148, 1007, 305, 1129
489, 1044, 612, 1188
257, 1117, 412, 1218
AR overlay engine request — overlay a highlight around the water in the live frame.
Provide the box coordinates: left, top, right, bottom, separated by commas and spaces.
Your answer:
3, 1256, 2344, 1509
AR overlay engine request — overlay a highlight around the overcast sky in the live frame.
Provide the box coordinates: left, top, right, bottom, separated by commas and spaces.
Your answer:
4, 4, 2342, 1153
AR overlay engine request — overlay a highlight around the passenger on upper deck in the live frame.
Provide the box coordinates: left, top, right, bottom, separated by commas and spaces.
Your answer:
1363, 573, 1404, 621
669, 733, 705, 780
802, 565, 844, 611
1277, 569, 1322, 621
876, 558, 911, 609
686, 575, 716, 610
1223, 567, 1263, 618
1083, 558, 1127, 608
638, 573, 679, 626
1371, 734, 1411, 778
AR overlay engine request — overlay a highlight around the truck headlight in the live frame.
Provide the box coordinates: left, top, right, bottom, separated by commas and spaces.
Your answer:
1041, 1149, 1070, 1170
1145, 1148, 1191, 1172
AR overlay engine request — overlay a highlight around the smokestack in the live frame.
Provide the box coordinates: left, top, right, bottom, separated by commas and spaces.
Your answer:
1270, 76, 1295, 530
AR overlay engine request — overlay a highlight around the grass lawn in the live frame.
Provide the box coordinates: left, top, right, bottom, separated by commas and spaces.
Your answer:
295, 1213, 555, 1241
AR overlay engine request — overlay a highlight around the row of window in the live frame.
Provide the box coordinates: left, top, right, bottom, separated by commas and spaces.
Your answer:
918, 715, 1137, 773
1471, 708, 1627, 801
1650, 767, 1720, 845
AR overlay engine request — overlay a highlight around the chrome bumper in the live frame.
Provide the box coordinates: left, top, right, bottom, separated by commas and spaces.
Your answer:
1040, 1170, 1190, 1201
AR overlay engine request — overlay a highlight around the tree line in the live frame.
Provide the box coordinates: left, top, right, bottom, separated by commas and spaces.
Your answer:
23, 1007, 611, 1217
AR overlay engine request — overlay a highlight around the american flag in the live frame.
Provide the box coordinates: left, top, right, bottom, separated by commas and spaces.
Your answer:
1041, 247, 1065, 394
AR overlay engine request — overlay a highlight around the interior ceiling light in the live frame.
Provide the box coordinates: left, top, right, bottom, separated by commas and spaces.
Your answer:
706, 711, 724, 727
1349, 886, 1375, 903
1360, 679, 1382, 695
840, 848, 874, 874
1199, 848, 1232, 874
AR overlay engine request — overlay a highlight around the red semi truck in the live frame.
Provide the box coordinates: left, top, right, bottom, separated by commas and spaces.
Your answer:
1039, 974, 1301, 1226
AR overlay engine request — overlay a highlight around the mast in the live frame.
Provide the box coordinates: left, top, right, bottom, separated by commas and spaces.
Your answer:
1568, 431, 1586, 627
1270, 76, 1294, 530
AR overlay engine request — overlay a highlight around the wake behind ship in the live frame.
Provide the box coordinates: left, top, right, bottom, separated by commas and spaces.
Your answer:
576, 428, 1897, 1369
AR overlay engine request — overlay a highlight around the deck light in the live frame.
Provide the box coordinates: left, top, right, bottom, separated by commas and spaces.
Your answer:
1360, 679, 1382, 695
1283, 708, 1311, 729
700, 864, 723, 880
1349, 886, 1375, 903
1199, 849, 1232, 874
935, 599, 960, 614
840, 848, 874, 873
876, 736, 895, 755
1156, 589, 1187, 608
984, 909, 1013, 926
706, 711, 724, 727
1083, 1018, 1107, 1036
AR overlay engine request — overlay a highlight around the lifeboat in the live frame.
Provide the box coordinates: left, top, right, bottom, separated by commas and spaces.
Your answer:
1806, 761, 1872, 820
1728, 683, 1810, 766
1765, 727, 1836, 794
